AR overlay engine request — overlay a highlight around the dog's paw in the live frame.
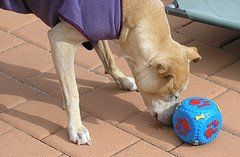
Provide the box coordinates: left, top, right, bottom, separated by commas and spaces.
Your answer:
117, 77, 138, 91
69, 125, 91, 145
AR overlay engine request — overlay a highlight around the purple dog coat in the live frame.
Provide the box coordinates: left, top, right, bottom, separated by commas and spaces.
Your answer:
0, 0, 122, 50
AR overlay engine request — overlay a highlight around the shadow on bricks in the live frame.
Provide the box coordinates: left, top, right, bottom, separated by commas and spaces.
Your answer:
0, 61, 181, 145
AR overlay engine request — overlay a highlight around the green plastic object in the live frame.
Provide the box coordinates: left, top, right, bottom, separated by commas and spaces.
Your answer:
177, 0, 240, 31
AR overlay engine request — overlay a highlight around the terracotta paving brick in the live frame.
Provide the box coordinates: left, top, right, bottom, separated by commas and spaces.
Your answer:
208, 60, 240, 92
178, 22, 240, 47
75, 47, 102, 69
112, 140, 175, 157
161, 0, 173, 5
81, 83, 146, 125
171, 31, 193, 44
223, 39, 240, 57
0, 73, 43, 112
181, 74, 227, 100
0, 129, 61, 157
167, 15, 191, 31
171, 130, 240, 157
214, 90, 240, 136
75, 40, 123, 70
0, 94, 70, 139
187, 41, 240, 78
43, 116, 139, 157
12, 20, 51, 51
108, 40, 123, 57
0, 120, 13, 135
94, 57, 133, 80
0, 43, 54, 81
0, 9, 37, 32
26, 66, 109, 100
58, 154, 70, 157
0, 88, 89, 139
0, 30, 24, 52
117, 111, 182, 151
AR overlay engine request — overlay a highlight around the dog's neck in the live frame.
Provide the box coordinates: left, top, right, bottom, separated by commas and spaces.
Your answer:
119, 0, 175, 71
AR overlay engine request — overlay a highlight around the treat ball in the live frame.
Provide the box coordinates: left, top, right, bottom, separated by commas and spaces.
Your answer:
172, 97, 222, 145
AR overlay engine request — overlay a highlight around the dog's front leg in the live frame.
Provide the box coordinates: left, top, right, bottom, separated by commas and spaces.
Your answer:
95, 40, 137, 91
48, 21, 91, 145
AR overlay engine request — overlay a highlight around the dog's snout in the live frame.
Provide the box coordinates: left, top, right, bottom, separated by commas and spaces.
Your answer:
172, 93, 179, 100
153, 112, 158, 119
173, 95, 178, 100
171, 93, 179, 100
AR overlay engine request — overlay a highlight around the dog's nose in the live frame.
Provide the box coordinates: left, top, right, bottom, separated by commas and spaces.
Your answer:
153, 112, 158, 119
172, 93, 179, 100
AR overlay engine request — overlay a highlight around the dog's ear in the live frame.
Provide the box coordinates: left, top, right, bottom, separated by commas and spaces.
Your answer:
149, 58, 174, 78
185, 46, 202, 63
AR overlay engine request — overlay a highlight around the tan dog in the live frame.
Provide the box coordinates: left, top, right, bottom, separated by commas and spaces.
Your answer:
47, 0, 201, 145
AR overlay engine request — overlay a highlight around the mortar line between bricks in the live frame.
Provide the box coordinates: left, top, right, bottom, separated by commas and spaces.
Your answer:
136, 137, 182, 157
222, 129, 240, 138
40, 115, 90, 141
168, 143, 184, 153
0, 71, 64, 102
23, 67, 56, 82
7, 22, 52, 53
109, 140, 141, 157
56, 154, 65, 157
92, 64, 102, 71
117, 111, 142, 124
0, 20, 50, 53
0, 122, 65, 155
196, 34, 240, 49
0, 27, 51, 53
212, 89, 229, 100
114, 124, 179, 153
0, 42, 26, 54
188, 37, 240, 53
0, 19, 38, 34
74, 63, 113, 81
0, 65, 110, 104
175, 21, 194, 32
206, 72, 240, 95
64, 113, 177, 155
0, 128, 14, 137
11, 33, 51, 52
2, 114, 92, 156
9, 19, 39, 33
219, 36, 240, 48
181, 37, 234, 50
181, 38, 195, 45
191, 73, 228, 89
206, 58, 240, 79
207, 80, 240, 95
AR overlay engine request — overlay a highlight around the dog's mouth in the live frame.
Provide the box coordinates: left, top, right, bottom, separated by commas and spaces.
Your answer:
151, 100, 179, 125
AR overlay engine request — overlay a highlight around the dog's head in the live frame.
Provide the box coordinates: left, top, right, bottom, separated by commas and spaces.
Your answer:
132, 44, 201, 125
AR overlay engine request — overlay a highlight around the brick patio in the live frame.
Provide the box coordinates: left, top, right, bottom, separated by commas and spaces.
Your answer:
1, 2, 240, 157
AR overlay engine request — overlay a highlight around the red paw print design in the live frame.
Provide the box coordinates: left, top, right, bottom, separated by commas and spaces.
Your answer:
175, 117, 191, 136
205, 120, 219, 139
190, 98, 210, 108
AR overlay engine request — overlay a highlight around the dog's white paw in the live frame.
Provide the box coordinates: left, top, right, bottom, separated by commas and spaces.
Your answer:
69, 126, 91, 145
117, 76, 137, 91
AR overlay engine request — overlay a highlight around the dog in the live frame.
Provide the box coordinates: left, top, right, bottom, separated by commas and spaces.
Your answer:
0, 0, 201, 145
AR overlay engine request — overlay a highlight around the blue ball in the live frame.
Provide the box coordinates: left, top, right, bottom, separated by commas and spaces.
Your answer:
172, 97, 222, 145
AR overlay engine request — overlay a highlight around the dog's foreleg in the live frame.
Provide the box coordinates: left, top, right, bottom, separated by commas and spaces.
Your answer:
95, 40, 137, 91
48, 21, 91, 145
